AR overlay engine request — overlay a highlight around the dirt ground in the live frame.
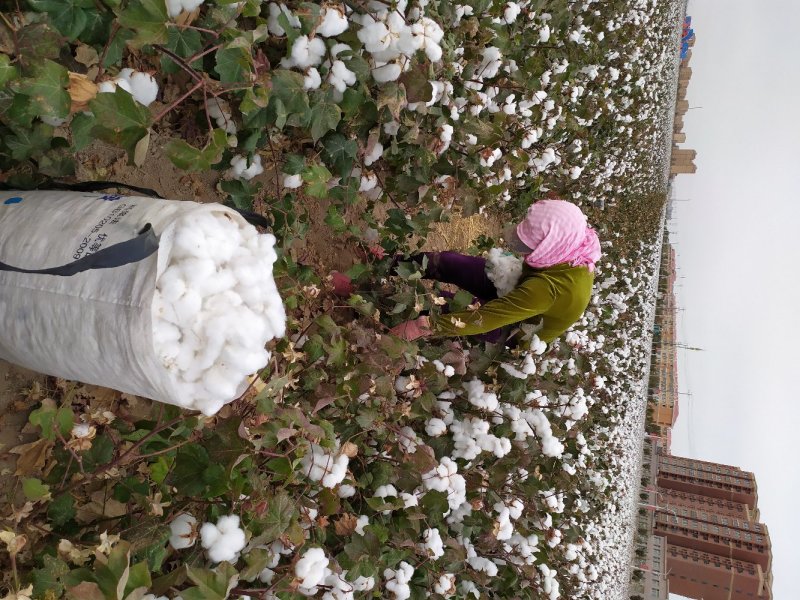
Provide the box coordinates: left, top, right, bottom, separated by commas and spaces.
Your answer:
0, 139, 502, 483
0, 362, 47, 493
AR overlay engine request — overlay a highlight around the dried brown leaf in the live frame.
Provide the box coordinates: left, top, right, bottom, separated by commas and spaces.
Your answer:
9, 438, 53, 476
333, 513, 358, 536
68, 72, 98, 113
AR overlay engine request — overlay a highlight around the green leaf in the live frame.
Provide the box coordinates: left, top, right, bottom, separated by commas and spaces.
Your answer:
32, 555, 70, 599
124, 561, 152, 598
149, 455, 174, 484
29, 401, 59, 440
308, 93, 342, 142
321, 133, 358, 178
239, 86, 270, 115
88, 88, 152, 159
48, 494, 76, 527
324, 205, 347, 232
162, 26, 203, 73
215, 46, 252, 84
16, 22, 62, 62
39, 142, 77, 178
220, 178, 262, 211
4, 123, 54, 162
23, 477, 51, 501
71, 111, 96, 150
183, 563, 239, 600
165, 129, 228, 171
118, 0, 169, 47
27, 0, 91, 40
269, 70, 309, 114
103, 29, 134, 68
81, 434, 114, 471
260, 491, 296, 541
239, 548, 272, 582
302, 163, 332, 198
283, 153, 305, 175
17, 59, 70, 119
94, 541, 132, 600
0, 55, 19, 87
169, 443, 210, 497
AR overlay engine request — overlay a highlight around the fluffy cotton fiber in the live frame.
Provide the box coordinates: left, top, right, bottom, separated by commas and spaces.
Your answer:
151, 210, 286, 416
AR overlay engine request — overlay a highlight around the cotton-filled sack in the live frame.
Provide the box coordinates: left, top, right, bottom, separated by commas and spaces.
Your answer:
0, 191, 285, 415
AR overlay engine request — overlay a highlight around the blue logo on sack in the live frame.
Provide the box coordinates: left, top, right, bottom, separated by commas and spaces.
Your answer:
3, 197, 23, 205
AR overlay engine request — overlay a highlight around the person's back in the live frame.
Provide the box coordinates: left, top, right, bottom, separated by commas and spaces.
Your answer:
522, 263, 594, 343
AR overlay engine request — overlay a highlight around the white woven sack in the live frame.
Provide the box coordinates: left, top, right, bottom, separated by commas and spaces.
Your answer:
0, 190, 255, 406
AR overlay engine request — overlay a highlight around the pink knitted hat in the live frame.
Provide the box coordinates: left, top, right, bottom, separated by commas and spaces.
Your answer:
515, 199, 601, 272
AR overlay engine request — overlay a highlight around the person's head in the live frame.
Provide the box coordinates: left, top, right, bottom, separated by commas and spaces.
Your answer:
513, 199, 601, 271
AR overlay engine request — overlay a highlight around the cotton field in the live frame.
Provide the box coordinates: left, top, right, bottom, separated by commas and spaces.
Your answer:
2, 0, 682, 598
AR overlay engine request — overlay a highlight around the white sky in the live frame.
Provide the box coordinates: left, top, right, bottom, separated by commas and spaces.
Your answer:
669, 2, 800, 599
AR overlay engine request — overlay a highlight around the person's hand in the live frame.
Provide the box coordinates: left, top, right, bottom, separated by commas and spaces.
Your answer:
390, 316, 432, 341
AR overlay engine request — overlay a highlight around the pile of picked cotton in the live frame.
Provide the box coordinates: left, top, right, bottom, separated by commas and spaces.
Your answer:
151, 210, 286, 416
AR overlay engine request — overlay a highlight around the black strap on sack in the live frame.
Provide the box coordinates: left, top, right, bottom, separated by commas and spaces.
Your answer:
0, 224, 159, 276
0, 181, 272, 276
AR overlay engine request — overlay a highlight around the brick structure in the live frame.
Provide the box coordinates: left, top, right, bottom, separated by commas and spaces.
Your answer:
653, 454, 773, 599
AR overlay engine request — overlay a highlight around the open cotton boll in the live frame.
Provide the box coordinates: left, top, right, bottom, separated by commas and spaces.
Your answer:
113, 69, 159, 107
267, 2, 300, 36
371, 62, 402, 83
166, 0, 204, 18
229, 154, 263, 180
287, 35, 326, 69
200, 515, 246, 563
295, 547, 329, 589
485, 249, 523, 297
169, 513, 198, 549
328, 60, 357, 93
317, 5, 348, 37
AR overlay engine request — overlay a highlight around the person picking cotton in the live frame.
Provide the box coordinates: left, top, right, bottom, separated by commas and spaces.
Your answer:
389, 199, 601, 345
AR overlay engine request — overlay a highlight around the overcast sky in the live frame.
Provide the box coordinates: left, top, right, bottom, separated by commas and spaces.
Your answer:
668, 1, 800, 599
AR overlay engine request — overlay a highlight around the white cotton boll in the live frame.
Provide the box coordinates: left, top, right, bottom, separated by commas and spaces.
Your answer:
364, 141, 383, 166
371, 62, 402, 83
318, 5, 348, 37
503, 2, 521, 24
295, 547, 329, 589
169, 513, 198, 549
422, 528, 445, 559
229, 154, 264, 180
126, 71, 159, 107
351, 575, 375, 591
200, 515, 246, 563
425, 418, 447, 437
355, 515, 369, 535
267, 2, 300, 36
114, 78, 133, 94
329, 60, 357, 93
97, 81, 117, 94
338, 484, 356, 498
302, 67, 322, 90
485, 248, 523, 297
434, 574, 456, 596
282, 173, 303, 189
359, 172, 378, 192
